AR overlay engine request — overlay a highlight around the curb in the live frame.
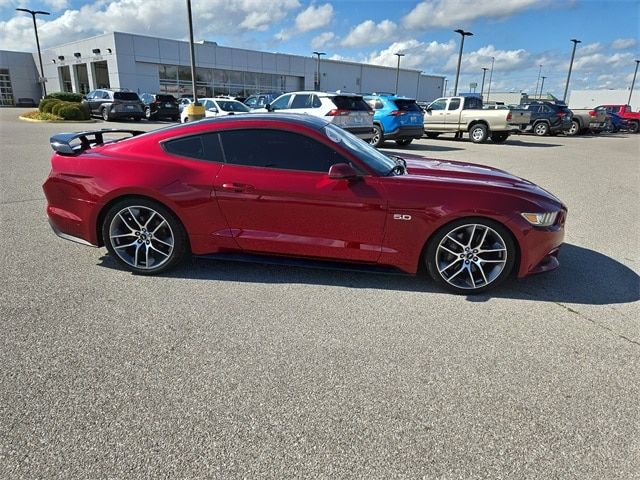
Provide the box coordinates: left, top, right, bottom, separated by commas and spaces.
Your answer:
19, 115, 97, 124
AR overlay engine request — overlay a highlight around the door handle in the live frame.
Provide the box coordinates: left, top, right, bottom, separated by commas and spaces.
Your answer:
221, 182, 254, 192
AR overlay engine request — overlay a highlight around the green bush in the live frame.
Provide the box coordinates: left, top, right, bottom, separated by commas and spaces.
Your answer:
39, 98, 59, 113
57, 104, 82, 120
45, 92, 83, 103
50, 101, 68, 116
78, 102, 91, 119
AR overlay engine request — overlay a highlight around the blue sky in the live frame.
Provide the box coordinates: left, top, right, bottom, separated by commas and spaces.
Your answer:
1, 0, 638, 97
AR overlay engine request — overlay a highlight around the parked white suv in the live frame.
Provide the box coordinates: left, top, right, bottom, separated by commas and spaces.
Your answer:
261, 91, 374, 140
181, 97, 251, 123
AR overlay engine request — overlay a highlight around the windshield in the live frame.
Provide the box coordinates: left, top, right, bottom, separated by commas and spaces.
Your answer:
216, 100, 250, 112
323, 123, 395, 176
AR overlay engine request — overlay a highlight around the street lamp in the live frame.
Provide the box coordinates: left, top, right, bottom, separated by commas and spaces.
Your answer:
394, 52, 405, 95
563, 38, 581, 102
628, 59, 640, 106
453, 29, 473, 95
15, 8, 50, 97
480, 67, 488, 98
534, 64, 542, 98
486, 56, 495, 101
540, 76, 547, 98
443, 78, 448, 96
312, 51, 326, 91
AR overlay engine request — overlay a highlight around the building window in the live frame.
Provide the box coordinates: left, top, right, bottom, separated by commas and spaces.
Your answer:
0, 69, 14, 106
58, 66, 72, 92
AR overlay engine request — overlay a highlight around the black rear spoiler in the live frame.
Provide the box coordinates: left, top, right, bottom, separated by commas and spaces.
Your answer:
50, 129, 145, 155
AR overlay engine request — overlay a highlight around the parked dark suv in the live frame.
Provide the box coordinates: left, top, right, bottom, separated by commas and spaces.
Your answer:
521, 100, 573, 136
139, 93, 179, 121
82, 89, 145, 122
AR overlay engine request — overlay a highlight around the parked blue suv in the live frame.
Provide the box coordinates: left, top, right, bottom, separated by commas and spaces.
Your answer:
363, 93, 424, 147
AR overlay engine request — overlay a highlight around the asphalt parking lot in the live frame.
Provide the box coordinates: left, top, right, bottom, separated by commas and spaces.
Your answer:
1, 108, 639, 479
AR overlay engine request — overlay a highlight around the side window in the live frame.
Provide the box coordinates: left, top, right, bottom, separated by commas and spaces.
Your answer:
270, 94, 291, 110
85, 91, 95, 100
257, 96, 267, 106
312, 95, 322, 108
220, 129, 346, 172
102, 91, 111, 100
244, 96, 256, 107
447, 98, 461, 110
429, 99, 447, 110
291, 94, 311, 109
163, 133, 223, 162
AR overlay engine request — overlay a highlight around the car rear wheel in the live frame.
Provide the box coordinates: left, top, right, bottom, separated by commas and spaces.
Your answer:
629, 121, 639, 133
369, 125, 384, 147
425, 218, 516, 294
102, 198, 188, 275
395, 138, 413, 146
101, 107, 111, 122
425, 132, 440, 139
533, 122, 549, 136
469, 124, 488, 143
567, 120, 580, 136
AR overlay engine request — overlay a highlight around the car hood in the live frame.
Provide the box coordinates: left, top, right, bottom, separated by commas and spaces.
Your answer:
399, 154, 563, 206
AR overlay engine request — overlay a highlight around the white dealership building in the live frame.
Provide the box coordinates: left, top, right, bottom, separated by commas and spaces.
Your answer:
0, 31, 445, 105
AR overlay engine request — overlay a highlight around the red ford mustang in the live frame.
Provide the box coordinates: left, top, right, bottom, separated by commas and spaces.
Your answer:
43, 115, 566, 294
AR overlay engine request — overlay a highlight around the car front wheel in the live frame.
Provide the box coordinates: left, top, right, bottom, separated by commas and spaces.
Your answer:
102, 198, 188, 275
425, 218, 516, 294
101, 107, 111, 122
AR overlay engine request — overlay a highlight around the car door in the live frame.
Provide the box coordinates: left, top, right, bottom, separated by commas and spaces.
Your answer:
443, 97, 462, 131
87, 90, 102, 113
424, 98, 447, 130
214, 128, 387, 262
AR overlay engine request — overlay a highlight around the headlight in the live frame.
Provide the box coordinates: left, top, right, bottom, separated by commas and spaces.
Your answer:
521, 211, 558, 227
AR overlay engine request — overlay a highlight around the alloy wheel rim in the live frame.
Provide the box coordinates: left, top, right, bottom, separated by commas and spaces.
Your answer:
435, 223, 508, 290
535, 124, 546, 135
472, 128, 483, 141
569, 122, 578, 134
109, 206, 174, 270
370, 129, 380, 145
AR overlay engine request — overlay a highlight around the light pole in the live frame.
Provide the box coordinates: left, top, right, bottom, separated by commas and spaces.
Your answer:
628, 59, 640, 105
534, 64, 542, 98
539, 76, 546, 98
443, 78, 448, 96
16, 8, 50, 97
453, 29, 473, 95
563, 38, 581, 102
394, 52, 405, 95
486, 56, 495, 101
312, 51, 326, 91
480, 67, 488, 98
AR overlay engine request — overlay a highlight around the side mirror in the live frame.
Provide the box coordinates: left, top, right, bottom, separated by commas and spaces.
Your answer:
328, 163, 359, 180
265, 103, 272, 112
426, 107, 432, 112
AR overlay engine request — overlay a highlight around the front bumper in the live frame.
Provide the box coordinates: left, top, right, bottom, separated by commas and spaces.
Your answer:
513, 209, 567, 278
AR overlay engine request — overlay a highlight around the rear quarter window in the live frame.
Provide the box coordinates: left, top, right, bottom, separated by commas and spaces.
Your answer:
163, 133, 223, 162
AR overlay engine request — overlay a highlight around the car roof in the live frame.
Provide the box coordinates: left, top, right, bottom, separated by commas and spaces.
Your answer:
284, 91, 363, 98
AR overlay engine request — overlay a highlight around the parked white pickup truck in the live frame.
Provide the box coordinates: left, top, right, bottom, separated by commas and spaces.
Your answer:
423, 96, 531, 143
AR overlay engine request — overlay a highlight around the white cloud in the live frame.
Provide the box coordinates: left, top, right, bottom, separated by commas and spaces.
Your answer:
340, 19, 397, 47
364, 39, 456, 69
403, 0, 551, 29
276, 2, 333, 40
44, 0, 69, 10
443, 45, 530, 74
0, 0, 301, 51
611, 38, 637, 50
311, 31, 335, 49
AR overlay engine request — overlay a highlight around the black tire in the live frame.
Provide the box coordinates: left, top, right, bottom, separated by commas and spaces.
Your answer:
469, 123, 488, 143
424, 217, 516, 294
369, 124, 384, 148
425, 132, 440, 139
395, 138, 413, 146
566, 120, 580, 136
101, 106, 111, 122
491, 132, 509, 143
533, 122, 549, 136
102, 197, 188, 275
629, 121, 639, 133
133, 117, 141, 122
